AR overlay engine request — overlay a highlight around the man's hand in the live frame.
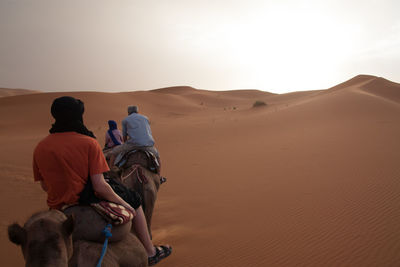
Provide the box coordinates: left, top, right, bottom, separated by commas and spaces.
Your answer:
123, 204, 136, 215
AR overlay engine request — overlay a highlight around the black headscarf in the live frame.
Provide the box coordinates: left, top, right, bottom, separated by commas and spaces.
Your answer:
49, 96, 95, 138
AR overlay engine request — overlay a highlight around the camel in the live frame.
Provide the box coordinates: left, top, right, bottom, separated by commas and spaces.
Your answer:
68, 206, 147, 267
63, 205, 133, 243
8, 209, 148, 267
71, 234, 147, 267
8, 210, 73, 267
105, 149, 162, 238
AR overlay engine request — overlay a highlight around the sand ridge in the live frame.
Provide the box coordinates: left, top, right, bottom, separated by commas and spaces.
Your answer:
0, 88, 41, 97
1, 75, 400, 266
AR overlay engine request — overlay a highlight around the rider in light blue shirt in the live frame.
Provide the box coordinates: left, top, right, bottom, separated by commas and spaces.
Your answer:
122, 106, 155, 147
110, 106, 161, 173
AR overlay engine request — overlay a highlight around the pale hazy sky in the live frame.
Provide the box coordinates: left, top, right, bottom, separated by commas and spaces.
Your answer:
0, 0, 399, 93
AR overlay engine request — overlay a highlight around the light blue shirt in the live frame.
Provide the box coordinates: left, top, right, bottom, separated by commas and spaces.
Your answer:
122, 113, 155, 146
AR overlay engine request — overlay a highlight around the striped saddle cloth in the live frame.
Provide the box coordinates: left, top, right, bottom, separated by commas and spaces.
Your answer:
90, 201, 134, 225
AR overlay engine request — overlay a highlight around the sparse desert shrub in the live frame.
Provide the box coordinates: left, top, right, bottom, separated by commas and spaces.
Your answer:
253, 100, 267, 108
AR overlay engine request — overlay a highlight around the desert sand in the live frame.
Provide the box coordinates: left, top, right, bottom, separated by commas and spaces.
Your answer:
1, 74, 400, 266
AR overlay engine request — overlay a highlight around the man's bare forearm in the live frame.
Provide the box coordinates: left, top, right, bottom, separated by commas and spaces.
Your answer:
91, 173, 135, 213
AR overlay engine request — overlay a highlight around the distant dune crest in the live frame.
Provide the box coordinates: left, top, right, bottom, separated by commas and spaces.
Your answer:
360, 77, 400, 103
151, 86, 198, 95
328, 74, 399, 90
0, 88, 41, 97
1, 75, 398, 98
323, 74, 400, 103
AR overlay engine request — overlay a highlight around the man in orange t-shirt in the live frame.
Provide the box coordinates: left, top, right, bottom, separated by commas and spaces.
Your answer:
33, 96, 171, 266
33, 131, 110, 209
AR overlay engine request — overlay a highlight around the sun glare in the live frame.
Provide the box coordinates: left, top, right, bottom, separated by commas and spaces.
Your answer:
216, 5, 362, 92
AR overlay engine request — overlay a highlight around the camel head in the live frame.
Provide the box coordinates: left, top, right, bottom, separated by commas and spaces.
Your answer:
8, 210, 74, 267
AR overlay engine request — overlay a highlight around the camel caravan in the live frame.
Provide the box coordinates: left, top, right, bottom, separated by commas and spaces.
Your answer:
8, 97, 171, 266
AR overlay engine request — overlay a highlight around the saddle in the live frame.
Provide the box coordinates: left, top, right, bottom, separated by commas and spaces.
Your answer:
90, 201, 134, 225
115, 148, 160, 174
77, 177, 138, 225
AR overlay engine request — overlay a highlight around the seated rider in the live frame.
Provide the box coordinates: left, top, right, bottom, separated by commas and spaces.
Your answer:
33, 96, 171, 266
105, 120, 123, 149
109, 106, 161, 172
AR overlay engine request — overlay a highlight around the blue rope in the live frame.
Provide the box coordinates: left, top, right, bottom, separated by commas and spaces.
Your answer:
96, 224, 113, 267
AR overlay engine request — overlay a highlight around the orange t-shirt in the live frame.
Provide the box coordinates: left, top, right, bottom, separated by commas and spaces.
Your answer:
33, 132, 110, 209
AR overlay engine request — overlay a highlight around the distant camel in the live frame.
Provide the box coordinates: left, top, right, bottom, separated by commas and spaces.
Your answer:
8, 209, 148, 267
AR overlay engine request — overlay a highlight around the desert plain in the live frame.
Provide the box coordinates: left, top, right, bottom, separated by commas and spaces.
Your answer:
1, 74, 400, 266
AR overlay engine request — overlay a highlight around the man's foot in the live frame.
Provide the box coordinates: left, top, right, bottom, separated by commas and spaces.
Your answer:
160, 176, 167, 184
148, 245, 172, 266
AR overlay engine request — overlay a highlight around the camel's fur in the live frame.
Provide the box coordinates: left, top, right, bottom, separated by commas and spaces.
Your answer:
70, 233, 147, 267
8, 210, 74, 267
9, 210, 148, 267
63, 205, 132, 243
119, 165, 160, 237
105, 149, 162, 237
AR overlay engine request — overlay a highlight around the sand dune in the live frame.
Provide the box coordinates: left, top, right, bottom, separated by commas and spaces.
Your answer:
360, 77, 400, 103
1, 75, 400, 266
0, 88, 41, 97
